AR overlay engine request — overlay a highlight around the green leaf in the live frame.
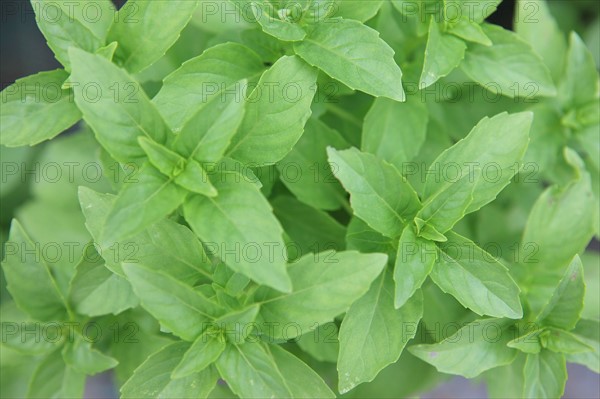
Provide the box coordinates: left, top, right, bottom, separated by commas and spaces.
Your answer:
294, 18, 405, 101
267, 344, 335, 398
345, 217, 395, 254
0, 322, 58, 355
103, 164, 187, 242
409, 318, 517, 378
68, 244, 138, 317
216, 342, 335, 398
559, 32, 600, 108
1, 220, 69, 321
272, 196, 346, 260
68, 48, 171, 163
522, 351, 567, 399
183, 174, 291, 293
138, 137, 186, 177
430, 231, 523, 319
507, 329, 543, 354
172, 331, 226, 379
417, 112, 532, 234
31, 0, 115, 69
296, 322, 339, 363
227, 55, 318, 165
540, 328, 594, 354
566, 319, 600, 373
394, 226, 437, 309
277, 118, 350, 210
514, 0, 567, 81
173, 159, 218, 197
153, 42, 265, 131
27, 350, 86, 399
123, 263, 224, 341
362, 96, 428, 169
62, 335, 118, 375
338, 271, 423, 393
212, 305, 260, 343
108, 0, 199, 73
334, 0, 384, 22
536, 255, 585, 330
121, 342, 219, 399
0, 70, 80, 147
420, 19, 467, 88
258, 250, 387, 339
327, 147, 421, 239
460, 24, 556, 98
448, 17, 492, 46
78, 188, 212, 283
172, 79, 246, 165
520, 150, 597, 317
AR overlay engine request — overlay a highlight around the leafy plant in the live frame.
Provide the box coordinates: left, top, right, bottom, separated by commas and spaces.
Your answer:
1, 0, 598, 398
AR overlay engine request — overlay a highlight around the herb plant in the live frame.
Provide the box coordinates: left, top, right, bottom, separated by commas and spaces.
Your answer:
1, 0, 598, 398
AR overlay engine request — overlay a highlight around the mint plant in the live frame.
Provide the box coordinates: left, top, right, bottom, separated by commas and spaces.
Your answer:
1, 0, 598, 398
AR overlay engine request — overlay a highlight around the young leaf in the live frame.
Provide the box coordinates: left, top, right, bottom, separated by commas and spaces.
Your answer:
294, 18, 405, 101
68, 48, 171, 163
173, 159, 218, 197
123, 263, 224, 341
31, 0, 115, 69
172, 80, 246, 165
417, 112, 532, 234
2, 220, 69, 321
103, 164, 187, 242
362, 96, 428, 170
233, 0, 306, 41
138, 137, 186, 177
448, 17, 492, 46
61, 335, 118, 375
327, 147, 421, 239
394, 226, 437, 309
258, 251, 388, 339
536, 255, 585, 331
153, 42, 265, 131
107, 0, 199, 73
227, 55, 318, 165
522, 351, 567, 398
172, 332, 226, 379
430, 231, 523, 319
0, 70, 80, 147
121, 342, 219, 399
420, 19, 467, 88
337, 272, 423, 393
409, 318, 517, 378
460, 24, 556, 98
68, 244, 138, 317
184, 175, 291, 293
277, 118, 350, 210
